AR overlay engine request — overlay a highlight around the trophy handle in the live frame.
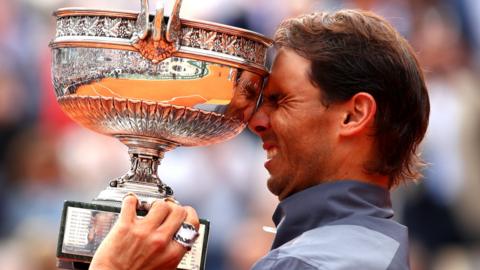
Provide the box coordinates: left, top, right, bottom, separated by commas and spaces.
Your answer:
137, 0, 183, 40
166, 0, 183, 43
152, 1, 165, 44
131, 0, 183, 63
134, 0, 149, 40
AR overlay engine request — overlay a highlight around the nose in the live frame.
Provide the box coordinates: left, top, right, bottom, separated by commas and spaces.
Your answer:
248, 104, 269, 136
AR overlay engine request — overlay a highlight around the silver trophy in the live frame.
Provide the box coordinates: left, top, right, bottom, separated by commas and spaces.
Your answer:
50, 0, 272, 269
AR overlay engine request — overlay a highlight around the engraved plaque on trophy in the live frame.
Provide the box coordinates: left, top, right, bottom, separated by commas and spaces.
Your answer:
49, 0, 272, 269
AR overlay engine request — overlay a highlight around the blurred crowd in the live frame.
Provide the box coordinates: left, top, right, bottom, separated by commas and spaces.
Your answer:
0, 0, 479, 269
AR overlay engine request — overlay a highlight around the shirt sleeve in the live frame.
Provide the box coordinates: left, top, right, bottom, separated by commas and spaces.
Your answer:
251, 256, 319, 270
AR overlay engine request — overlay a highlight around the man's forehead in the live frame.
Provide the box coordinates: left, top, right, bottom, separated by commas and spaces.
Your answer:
263, 51, 311, 90
271, 49, 310, 75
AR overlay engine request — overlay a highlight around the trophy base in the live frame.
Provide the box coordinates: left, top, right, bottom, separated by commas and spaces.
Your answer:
94, 181, 167, 208
56, 201, 209, 270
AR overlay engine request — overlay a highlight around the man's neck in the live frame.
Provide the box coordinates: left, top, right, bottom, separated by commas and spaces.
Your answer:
325, 175, 390, 190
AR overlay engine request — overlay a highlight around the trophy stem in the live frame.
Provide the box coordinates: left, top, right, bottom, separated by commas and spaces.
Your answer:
118, 135, 180, 194
94, 135, 179, 206
115, 153, 173, 195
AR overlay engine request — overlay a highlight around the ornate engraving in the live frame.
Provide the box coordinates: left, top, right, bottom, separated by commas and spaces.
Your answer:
255, 42, 267, 64
58, 96, 244, 146
181, 28, 195, 47
56, 16, 136, 39
232, 37, 243, 57
222, 34, 237, 55
55, 15, 269, 66
198, 29, 217, 50
212, 34, 223, 52
179, 27, 267, 64
243, 39, 256, 61
133, 38, 178, 63
56, 19, 65, 36
102, 17, 122, 37
120, 154, 165, 189
84, 17, 100, 36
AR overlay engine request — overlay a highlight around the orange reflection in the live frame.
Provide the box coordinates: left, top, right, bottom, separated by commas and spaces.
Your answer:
75, 65, 236, 107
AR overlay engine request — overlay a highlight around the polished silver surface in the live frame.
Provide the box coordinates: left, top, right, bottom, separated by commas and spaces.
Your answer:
57, 95, 245, 147
51, 0, 271, 202
51, 5, 271, 73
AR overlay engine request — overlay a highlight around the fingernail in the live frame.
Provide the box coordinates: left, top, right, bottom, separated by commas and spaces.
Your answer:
123, 192, 141, 208
143, 198, 160, 211
123, 192, 137, 199
163, 196, 179, 205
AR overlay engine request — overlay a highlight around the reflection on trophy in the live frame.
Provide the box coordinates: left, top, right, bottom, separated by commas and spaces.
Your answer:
50, 0, 272, 269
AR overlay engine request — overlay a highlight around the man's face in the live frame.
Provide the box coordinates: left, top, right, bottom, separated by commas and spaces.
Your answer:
248, 48, 341, 200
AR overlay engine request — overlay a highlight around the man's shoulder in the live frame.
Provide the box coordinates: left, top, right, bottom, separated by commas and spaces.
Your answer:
252, 254, 319, 270
253, 224, 409, 270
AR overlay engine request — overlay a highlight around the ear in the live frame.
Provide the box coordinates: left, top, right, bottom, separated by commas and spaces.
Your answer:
339, 92, 376, 137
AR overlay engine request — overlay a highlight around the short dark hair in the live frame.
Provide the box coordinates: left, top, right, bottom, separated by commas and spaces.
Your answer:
274, 10, 430, 186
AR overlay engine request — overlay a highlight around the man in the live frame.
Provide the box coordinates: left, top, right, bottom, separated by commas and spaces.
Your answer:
86, 212, 117, 253
90, 9, 429, 270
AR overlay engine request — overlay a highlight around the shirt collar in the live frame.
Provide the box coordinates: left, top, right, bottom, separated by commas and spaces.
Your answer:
271, 180, 394, 249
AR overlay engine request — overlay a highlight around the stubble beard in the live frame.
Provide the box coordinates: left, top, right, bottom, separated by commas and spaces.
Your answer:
267, 156, 329, 200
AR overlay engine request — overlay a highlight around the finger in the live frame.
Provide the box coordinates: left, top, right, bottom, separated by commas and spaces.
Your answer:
184, 206, 200, 231
119, 193, 138, 224
170, 206, 200, 252
156, 203, 187, 239
141, 200, 171, 229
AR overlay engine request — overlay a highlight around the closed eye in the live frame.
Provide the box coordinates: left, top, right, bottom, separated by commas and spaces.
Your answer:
237, 80, 260, 100
244, 83, 259, 100
263, 92, 283, 106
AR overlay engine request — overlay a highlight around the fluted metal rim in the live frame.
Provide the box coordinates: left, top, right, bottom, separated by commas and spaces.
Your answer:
57, 95, 246, 147
52, 8, 273, 46
50, 8, 273, 76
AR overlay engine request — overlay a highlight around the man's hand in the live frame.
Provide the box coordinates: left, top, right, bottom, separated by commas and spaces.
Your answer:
90, 194, 200, 270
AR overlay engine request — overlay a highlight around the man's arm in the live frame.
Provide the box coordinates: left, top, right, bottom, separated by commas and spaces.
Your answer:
90, 194, 200, 270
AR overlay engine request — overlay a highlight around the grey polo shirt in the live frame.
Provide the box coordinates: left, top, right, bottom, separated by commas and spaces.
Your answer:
252, 180, 410, 270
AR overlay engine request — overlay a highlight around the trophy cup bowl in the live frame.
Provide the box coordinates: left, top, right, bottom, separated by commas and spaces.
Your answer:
50, 0, 272, 269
